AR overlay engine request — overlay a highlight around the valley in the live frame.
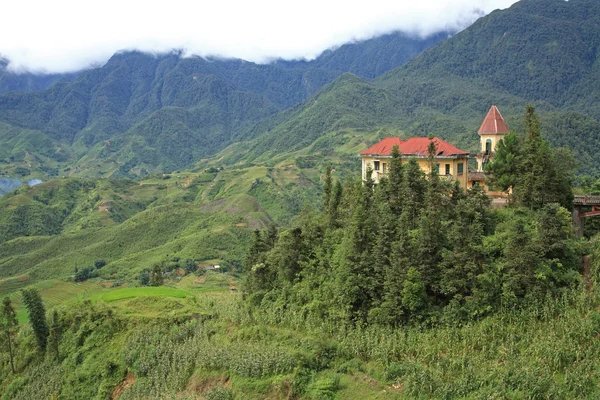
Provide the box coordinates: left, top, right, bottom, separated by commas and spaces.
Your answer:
2, 0, 600, 398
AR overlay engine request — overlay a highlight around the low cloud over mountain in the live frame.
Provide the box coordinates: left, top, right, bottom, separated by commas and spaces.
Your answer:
1, 0, 516, 74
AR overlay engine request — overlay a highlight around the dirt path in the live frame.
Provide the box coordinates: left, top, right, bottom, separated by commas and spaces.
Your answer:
111, 372, 136, 399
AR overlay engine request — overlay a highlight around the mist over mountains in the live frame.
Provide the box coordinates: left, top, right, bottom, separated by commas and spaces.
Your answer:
0, 0, 516, 74
0, 177, 42, 196
0, 0, 599, 179
0, 58, 80, 94
0, 30, 450, 177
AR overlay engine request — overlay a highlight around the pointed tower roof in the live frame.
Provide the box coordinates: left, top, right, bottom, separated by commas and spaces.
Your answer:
478, 105, 510, 135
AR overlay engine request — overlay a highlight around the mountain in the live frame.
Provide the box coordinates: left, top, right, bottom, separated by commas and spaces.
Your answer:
377, 0, 600, 116
0, 59, 80, 94
277, 31, 451, 80
2, 0, 600, 181
220, 0, 600, 176
0, 32, 448, 181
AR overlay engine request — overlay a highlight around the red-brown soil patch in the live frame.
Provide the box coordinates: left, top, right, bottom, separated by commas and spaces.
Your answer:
111, 371, 136, 399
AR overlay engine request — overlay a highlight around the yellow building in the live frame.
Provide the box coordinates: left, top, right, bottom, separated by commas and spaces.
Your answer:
469, 105, 511, 199
475, 105, 510, 173
360, 136, 470, 189
359, 105, 511, 195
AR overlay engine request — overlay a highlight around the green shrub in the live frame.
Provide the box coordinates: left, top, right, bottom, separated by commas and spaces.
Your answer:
204, 386, 234, 400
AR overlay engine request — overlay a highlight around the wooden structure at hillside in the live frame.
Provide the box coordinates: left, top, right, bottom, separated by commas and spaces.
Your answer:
572, 195, 600, 237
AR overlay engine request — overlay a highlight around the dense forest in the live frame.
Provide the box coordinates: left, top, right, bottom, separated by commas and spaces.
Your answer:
244, 107, 581, 326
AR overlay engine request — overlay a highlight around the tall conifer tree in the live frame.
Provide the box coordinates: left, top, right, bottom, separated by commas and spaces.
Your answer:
21, 288, 49, 352
1, 296, 18, 373
386, 145, 404, 216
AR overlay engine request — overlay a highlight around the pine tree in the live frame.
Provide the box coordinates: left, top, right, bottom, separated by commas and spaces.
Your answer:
1, 296, 18, 373
386, 145, 404, 216
415, 139, 446, 295
402, 267, 428, 316
245, 230, 269, 271
514, 105, 574, 209
486, 132, 523, 193
335, 170, 375, 322
327, 180, 343, 228
487, 106, 574, 209
269, 227, 304, 284
381, 211, 412, 324
21, 288, 49, 352
371, 183, 395, 308
265, 223, 279, 248
502, 218, 541, 301
323, 165, 333, 212
403, 159, 427, 229
440, 195, 486, 302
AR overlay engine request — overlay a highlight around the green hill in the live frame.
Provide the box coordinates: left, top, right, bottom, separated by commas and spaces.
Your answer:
3, 0, 600, 179
218, 0, 600, 176
0, 158, 324, 288
0, 32, 448, 180
388, 0, 600, 117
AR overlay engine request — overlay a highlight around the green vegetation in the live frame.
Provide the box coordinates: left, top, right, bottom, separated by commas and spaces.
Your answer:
21, 288, 48, 352
0, 167, 317, 287
488, 105, 575, 208
3, 1, 600, 397
2, 267, 600, 398
1, 0, 600, 180
243, 115, 581, 326
92, 287, 187, 302
0, 31, 445, 180
0, 297, 18, 373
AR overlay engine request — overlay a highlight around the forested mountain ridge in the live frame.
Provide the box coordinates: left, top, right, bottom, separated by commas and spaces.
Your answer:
379, 0, 600, 117
0, 59, 80, 94
3, 0, 600, 180
0, 32, 448, 180
219, 0, 600, 176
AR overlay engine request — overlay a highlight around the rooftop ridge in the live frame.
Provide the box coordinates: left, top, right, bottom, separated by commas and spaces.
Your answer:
478, 105, 510, 134
360, 136, 469, 157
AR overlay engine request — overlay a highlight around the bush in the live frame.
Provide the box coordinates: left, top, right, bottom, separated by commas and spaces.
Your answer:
204, 386, 234, 400
74, 266, 96, 282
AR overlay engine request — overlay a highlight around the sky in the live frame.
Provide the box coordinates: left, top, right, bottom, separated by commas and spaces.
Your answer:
1, 0, 518, 74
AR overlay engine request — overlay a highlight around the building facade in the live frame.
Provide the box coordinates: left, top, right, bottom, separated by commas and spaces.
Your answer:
469, 106, 510, 196
475, 105, 510, 173
360, 105, 510, 194
360, 136, 470, 189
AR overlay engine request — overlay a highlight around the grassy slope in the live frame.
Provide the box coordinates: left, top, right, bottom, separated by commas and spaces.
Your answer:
2, 271, 600, 399
0, 158, 322, 295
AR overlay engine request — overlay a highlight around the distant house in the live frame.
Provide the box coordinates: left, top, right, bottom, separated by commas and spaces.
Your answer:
360, 105, 510, 196
360, 137, 470, 189
204, 264, 221, 271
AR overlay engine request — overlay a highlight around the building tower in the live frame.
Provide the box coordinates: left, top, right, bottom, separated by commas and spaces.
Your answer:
476, 105, 510, 172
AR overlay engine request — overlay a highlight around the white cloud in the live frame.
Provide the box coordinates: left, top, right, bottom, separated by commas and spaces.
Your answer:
0, 0, 518, 74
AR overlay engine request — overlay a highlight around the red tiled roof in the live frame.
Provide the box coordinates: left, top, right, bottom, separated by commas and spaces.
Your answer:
360, 137, 469, 157
478, 105, 510, 134
360, 137, 404, 156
